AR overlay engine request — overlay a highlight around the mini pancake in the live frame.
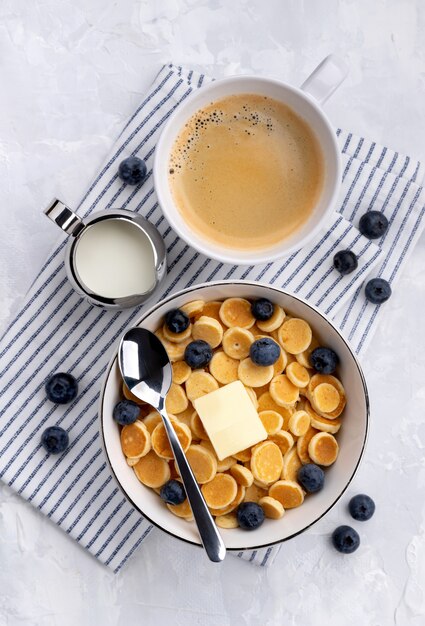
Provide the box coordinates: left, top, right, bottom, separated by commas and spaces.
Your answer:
122, 382, 145, 405
209, 484, 245, 516
185, 371, 219, 402
273, 347, 288, 376
209, 351, 239, 384
232, 447, 252, 463
269, 375, 300, 407
278, 318, 312, 354
295, 336, 320, 368
166, 498, 193, 519
163, 322, 192, 343
219, 298, 256, 329
238, 358, 274, 387
256, 304, 285, 332
165, 383, 189, 414
269, 480, 304, 508
312, 383, 340, 413
201, 473, 238, 509
296, 425, 319, 464
243, 483, 268, 503
267, 430, 294, 456
155, 328, 191, 362
133, 450, 170, 488
250, 441, 283, 484
257, 391, 294, 429
199, 440, 237, 471
120, 421, 151, 458
308, 432, 339, 466
195, 301, 226, 329
230, 464, 254, 487
183, 444, 217, 484
215, 512, 238, 528
308, 374, 346, 418
151, 420, 192, 459
190, 411, 208, 440
143, 411, 162, 434
192, 316, 223, 348
180, 300, 205, 318
259, 496, 285, 520
172, 360, 191, 385
258, 410, 284, 435
281, 447, 303, 482
286, 361, 310, 388
222, 327, 255, 359
304, 400, 341, 434
288, 410, 311, 437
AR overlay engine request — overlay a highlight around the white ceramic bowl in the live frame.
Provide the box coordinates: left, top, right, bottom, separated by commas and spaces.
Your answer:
153, 75, 342, 266
99, 281, 369, 552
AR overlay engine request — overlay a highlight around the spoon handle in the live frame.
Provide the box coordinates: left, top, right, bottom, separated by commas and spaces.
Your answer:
159, 409, 226, 563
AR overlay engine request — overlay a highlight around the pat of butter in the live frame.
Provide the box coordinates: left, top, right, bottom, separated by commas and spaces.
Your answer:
193, 381, 267, 460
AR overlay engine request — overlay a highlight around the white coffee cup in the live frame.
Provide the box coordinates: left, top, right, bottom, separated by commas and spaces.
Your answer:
154, 55, 348, 266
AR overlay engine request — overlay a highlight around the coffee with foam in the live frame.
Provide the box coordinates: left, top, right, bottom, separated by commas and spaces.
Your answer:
168, 94, 324, 251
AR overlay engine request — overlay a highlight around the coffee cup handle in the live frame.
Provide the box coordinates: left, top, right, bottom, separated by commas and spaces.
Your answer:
300, 54, 348, 105
44, 198, 85, 237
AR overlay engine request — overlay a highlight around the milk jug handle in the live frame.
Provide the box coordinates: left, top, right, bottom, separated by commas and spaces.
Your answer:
300, 54, 348, 105
44, 198, 85, 237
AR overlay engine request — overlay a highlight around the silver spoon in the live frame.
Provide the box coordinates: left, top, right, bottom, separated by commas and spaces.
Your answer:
118, 327, 226, 563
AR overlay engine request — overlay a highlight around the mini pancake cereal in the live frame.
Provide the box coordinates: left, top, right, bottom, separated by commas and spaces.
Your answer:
259, 496, 285, 520
121, 421, 151, 458
269, 480, 304, 508
165, 383, 189, 414
186, 371, 219, 402
238, 358, 274, 387
222, 327, 254, 359
219, 298, 256, 329
151, 420, 192, 459
180, 300, 205, 318
192, 316, 224, 348
201, 473, 238, 509
172, 361, 191, 385
209, 351, 239, 384
281, 447, 303, 482
116, 295, 347, 532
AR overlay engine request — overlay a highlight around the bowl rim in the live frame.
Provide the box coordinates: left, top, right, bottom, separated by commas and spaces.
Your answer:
99, 280, 370, 552
152, 75, 342, 266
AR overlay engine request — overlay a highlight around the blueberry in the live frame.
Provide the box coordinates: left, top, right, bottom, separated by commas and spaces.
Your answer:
160, 480, 186, 505
251, 298, 274, 321
359, 211, 389, 239
250, 338, 281, 366
184, 340, 213, 369
297, 464, 325, 493
237, 502, 265, 530
365, 278, 392, 304
113, 400, 141, 425
333, 250, 358, 276
348, 494, 375, 521
165, 308, 190, 334
310, 347, 339, 374
118, 156, 147, 185
332, 525, 360, 554
41, 426, 69, 454
45, 372, 78, 404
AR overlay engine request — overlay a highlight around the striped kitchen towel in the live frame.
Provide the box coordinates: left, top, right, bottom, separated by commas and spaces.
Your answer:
0, 63, 424, 573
